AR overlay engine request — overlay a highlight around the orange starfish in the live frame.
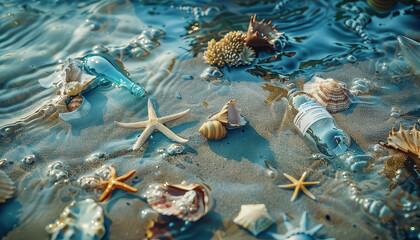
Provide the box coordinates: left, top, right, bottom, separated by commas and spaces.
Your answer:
277, 171, 320, 202
98, 165, 138, 202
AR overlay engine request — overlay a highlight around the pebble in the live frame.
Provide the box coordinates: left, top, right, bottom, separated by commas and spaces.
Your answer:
182, 75, 193, 80
21, 154, 36, 165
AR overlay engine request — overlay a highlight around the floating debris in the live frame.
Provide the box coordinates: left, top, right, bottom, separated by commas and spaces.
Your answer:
59, 95, 91, 122
204, 31, 255, 67
397, 35, 420, 74
82, 53, 146, 97
115, 98, 190, 151
97, 165, 138, 202
245, 14, 283, 53
199, 120, 227, 140
146, 182, 212, 221
278, 172, 320, 202
200, 66, 224, 80
0, 170, 15, 203
233, 204, 275, 236
303, 75, 354, 113
45, 198, 105, 240
208, 99, 247, 129
269, 212, 335, 240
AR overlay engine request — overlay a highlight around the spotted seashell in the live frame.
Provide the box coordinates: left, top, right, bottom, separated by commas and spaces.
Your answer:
208, 99, 247, 129
303, 75, 353, 113
59, 95, 91, 122
146, 182, 212, 222
199, 120, 227, 140
0, 170, 15, 203
380, 124, 420, 159
233, 204, 275, 236
66, 95, 84, 112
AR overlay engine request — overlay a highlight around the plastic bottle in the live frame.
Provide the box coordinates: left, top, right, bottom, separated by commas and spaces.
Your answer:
287, 85, 351, 156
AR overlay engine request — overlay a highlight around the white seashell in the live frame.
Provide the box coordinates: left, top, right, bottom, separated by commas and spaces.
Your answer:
146, 182, 212, 222
60, 59, 96, 97
199, 120, 227, 140
380, 124, 420, 159
233, 204, 275, 236
59, 96, 91, 122
45, 198, 105, 240
208, 99, 247, 129
0, 170, 15, 203
303, 75, 354, 113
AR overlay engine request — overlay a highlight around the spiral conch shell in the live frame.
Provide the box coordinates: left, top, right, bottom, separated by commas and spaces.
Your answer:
199, 120, 227, 140
303, 75, 354, 113
146, 182, 213, 222
209, 99, 247, 129
380, 124, 420, 159
0, 170, 15, 203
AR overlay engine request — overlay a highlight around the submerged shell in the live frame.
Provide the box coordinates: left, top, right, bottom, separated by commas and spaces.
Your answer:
233, 204, 275, 236
367, 0, 395, 11
380, 124, 420, 158
60, 59, 96, 97
45, 198, 105, 240
199, 120, 227, 140
303, 75, 353, 113
204, 31, 256, 67
208, 99, 247, 129
245, 14, 283, 52
0, 170, 15, 203
59, 95, 91, 122
146, 182, 212, 221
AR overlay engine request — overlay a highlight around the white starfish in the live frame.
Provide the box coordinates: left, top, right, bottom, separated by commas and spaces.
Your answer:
114, 99, 190, 150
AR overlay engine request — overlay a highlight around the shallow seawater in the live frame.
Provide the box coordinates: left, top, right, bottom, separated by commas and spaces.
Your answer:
1, 0, 420, 239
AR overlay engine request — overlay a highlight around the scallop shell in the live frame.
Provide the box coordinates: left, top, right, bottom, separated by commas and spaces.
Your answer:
0, 170, 15, 203
233, 204, 275, 236
380, 124, 420, 159
199, 120, 227, 140
245, 14, 283, 52
303, 75, 353, 113
146, 182, 213, 222
59, 95, 91, 122
208, 99, 247, 129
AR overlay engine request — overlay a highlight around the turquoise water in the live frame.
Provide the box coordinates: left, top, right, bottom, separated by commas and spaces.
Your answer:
0, 0, 420, 239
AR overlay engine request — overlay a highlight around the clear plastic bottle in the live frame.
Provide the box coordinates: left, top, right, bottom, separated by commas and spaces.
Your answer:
287, 86, 351, 157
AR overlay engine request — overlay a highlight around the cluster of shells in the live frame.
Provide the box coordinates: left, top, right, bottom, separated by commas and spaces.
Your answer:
199, 99, 247, 140
303, 75, 355, 114
204, 15, 284, 67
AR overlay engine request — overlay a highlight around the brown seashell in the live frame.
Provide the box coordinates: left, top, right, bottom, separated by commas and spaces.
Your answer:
245, 14, 283, 53
0, 170, 15, 203
303, 75, 353, 113
146, 182, 213, 222
208, 99, 247, 129
380, 124, 420, 159
199, 120, 227, 140
66, 95, 84, 112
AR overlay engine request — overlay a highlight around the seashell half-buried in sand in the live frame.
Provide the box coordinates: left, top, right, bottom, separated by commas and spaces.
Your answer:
199, 120, 227, 140
379, 124, 420, 159
303, 75, 354, 114
208, 99, 247, 129
245, 14, 283, 53
59, 95, 91, 122
146, 182, 213, 222
233, 204, 275, 236
0, 170, 15, 204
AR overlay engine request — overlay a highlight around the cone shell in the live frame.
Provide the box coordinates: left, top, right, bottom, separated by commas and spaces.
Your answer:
233, 204, 275, 236
381, 124, 420, 158
199, 120, 227, 140
146, 182, 213, 222
0, 170, 15, 203
208, 99, 247, 129
303, 76, 353, 113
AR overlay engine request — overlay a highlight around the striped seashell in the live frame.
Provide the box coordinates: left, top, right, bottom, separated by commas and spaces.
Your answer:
303, 75, 353, 113
146, 182, 213, 222
0, 170, 15, 203
380, 124, 420, 159
66, 95, 84, 112
208, 99, 247, 129
199, 120, 227, 140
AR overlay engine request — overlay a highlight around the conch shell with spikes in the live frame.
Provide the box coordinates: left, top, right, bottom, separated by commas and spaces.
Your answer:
245, 14, 284, 52
380, 124, 420, 159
